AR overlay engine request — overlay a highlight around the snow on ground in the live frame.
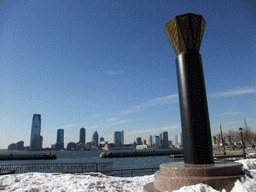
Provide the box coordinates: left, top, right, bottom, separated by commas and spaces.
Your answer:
0, 159, 256, 192
0, 172, 154, 192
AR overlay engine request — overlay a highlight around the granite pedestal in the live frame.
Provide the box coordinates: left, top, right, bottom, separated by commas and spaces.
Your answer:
143, 161, 244, 192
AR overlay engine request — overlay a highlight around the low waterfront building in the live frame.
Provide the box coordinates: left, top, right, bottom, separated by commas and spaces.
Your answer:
136, 144, 148, 150
67, 142, 77, 151
8, 141, 24, 150
103, 143, 134, 150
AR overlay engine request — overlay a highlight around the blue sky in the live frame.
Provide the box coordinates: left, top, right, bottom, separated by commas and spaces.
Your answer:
0, 0, 255, 149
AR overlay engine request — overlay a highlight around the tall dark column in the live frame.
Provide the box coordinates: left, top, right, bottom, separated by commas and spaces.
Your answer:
165, 13, 214, 164
176, 51, 213, 164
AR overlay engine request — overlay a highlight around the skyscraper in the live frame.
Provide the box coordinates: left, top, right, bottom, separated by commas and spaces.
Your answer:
148, 135, 152, 147
30, 114, 43, 150
175, 135, 178, 145
79, 128, 86, 144
159, 132, 168, 148
55, 129, 64, 150
152, 135, 160, 148
136, 137, 142, 145
100, 137, 104, 142
114, 131, 122, 145
92, 131, 99, 147
159, 133, 163, 147
121, 130, 124, 144
180, 132, 183, 146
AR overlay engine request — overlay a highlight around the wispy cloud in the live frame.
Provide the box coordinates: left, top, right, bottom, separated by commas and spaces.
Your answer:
221, 112, 239, 116
83, 118, 131, 130
92, 114, 102, 118
121, 86, 255, 115
55, 117, 130, 131
106, 70, 124, 75
57, 123, 75, 129
125, 124, 180, 137
122, 94, 179, 114
84, 125, 100, 130
107, 117, 119, 122
209, 87, 256, 97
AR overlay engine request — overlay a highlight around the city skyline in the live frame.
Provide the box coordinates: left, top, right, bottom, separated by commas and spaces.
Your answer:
8, 114, 178, 149
4, 114, 253, 149
1, 0, 255, 149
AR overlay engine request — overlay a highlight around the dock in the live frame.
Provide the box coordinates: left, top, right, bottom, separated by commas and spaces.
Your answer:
100, 149, 183, 158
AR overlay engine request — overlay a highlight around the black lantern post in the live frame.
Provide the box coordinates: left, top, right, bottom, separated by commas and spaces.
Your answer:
238, 127, 246, 159
143, 13, 245, 192
165, 13, 213, 164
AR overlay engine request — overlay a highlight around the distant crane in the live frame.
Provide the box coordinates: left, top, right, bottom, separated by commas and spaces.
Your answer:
219, 124, 226, 155
244, 118, 248, 129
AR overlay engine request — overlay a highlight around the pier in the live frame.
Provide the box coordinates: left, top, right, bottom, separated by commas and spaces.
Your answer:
0, 154, 56, 161
100, 149, 183, 158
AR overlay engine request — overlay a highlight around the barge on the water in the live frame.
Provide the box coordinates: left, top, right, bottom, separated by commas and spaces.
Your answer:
0, 169, 16, 175
0, 154, 57, 161
100, 149, 183, 158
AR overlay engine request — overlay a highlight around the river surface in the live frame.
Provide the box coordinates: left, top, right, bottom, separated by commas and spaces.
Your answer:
0, 149, 178, 170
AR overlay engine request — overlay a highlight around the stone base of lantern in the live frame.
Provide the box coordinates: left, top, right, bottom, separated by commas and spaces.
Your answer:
143, 161, 244, 192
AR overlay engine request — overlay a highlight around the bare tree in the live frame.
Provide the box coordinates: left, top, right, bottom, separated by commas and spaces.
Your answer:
242, 128, 255, 145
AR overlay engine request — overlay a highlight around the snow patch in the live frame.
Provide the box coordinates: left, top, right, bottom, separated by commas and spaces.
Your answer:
1, 159, 256, 192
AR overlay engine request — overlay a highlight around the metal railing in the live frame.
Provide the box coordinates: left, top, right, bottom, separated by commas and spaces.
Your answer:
0, 162, 160, 177
102, 167, 159, 177
0, 162, 113, 174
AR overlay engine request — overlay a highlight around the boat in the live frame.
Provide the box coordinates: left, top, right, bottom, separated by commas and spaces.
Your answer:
0, 169, 16, 175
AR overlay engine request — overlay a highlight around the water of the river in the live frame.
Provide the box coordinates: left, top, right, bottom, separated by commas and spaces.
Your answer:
0, 149, 178, 170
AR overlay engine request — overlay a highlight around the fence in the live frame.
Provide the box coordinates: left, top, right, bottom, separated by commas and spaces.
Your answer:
0, 162, 113, 174
102, 167, 159, 177
0, 162, 160, 177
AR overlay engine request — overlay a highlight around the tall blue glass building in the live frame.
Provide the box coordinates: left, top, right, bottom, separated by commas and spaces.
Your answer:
30, 114, 43, 151
92, 131, 99, 147
114, 131, 122, 145
79, 128, 86, 144
152, 135, 160, 148
55, 129, 64, 150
